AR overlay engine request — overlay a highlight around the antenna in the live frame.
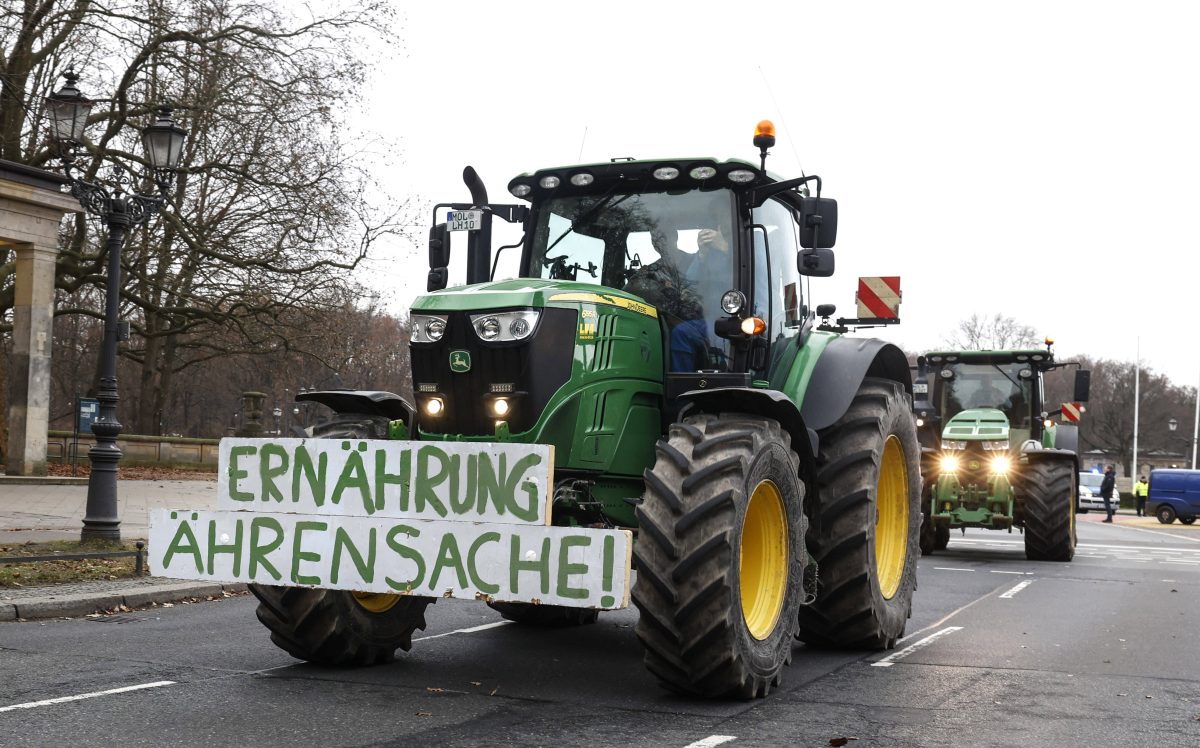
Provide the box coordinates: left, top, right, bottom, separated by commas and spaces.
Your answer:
757, 66, 805, 177
577, 125, 588, 161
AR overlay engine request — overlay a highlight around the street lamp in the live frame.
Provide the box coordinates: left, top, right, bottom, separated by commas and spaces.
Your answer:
1167, 417, 1193, 469
46, 70, 187, 542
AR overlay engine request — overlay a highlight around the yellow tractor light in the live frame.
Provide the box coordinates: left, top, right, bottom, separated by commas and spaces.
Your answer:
424, 397, 444, 416
740, 316, 766, 336
990, 456, 1011, 474
939, 455, 959, 472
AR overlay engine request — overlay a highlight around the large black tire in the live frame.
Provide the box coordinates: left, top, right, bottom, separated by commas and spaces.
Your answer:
1021, 459, 1077, 561
797, 378, 921, 650
919, 515, 935, 556
250, 586, 432, 665
248, 417, 435, 665
632, 414, 807, 699
934, 525, 951, 550
487, 601, 598, 627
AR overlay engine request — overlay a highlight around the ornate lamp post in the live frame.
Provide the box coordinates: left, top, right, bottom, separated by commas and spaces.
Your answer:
46, 71, 187, 541
1167, 417, 1193, 469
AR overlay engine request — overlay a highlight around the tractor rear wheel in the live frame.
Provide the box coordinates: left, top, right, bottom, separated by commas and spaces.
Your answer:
797, 378, 921, 650
1021, 459, 1076, 561
248, 417, 435, 665
487, 601, 598, 626
632, 414, 806, 699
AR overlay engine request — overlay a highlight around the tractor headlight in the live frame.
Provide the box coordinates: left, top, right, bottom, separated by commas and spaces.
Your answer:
940, 455, 960, 472
470, 310, 540, 342
491, 398, 511, 417
720, 289, 746, 315
424, 397, 444, 416
990, 456, 1011, 474
410, 314, 448, 343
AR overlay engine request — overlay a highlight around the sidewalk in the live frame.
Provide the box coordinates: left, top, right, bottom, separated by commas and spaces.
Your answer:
0, 478, 233, 622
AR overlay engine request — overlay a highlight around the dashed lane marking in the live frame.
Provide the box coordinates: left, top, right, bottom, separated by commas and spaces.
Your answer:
0, 681, 175, 713
684, 736, 737, 748
989, 570, 1031, 575
872, 627, 963, 667
933, 567, 975, 572
999, 579, 1035, 598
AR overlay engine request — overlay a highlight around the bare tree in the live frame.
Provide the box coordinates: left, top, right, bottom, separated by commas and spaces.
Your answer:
2, 0, 413, 436
942, 313, 1041, 351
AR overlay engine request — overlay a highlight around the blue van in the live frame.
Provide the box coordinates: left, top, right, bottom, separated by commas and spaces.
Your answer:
1147, 469, 1200, 524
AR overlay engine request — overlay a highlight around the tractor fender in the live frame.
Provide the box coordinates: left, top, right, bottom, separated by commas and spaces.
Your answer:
297, 389, 416, 428
1023, 447, 1080, 473
800, 337, 912, 432
676, 387, 817, 484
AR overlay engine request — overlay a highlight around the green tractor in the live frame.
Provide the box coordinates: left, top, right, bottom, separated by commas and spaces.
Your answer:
249, 123, 922, 698
912, 345, 1091, 561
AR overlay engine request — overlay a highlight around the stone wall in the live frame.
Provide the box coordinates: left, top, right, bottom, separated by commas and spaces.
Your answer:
46, 430, 219, 468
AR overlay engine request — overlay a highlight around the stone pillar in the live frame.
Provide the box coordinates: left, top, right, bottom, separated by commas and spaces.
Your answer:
1, 161, 78, 475
6, 242, 58, 475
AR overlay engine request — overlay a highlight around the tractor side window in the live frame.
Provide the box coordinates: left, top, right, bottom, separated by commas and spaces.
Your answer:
536, 211, 605, 282
751, 199, 803, 342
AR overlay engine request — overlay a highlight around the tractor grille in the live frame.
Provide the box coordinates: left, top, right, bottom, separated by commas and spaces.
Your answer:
410, 307, 576, 436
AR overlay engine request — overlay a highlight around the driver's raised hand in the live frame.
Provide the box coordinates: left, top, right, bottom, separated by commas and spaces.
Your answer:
698, 228, 728, 252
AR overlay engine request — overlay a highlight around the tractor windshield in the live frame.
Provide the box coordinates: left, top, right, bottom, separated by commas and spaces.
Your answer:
936, 362, 1035, 429
526, 188, 737, 371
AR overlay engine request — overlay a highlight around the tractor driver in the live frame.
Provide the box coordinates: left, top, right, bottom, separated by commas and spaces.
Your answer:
968, 376, 1009, 409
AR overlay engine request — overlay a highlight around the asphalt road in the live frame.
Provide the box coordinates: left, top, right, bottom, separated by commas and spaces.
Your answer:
2, 518, 1198, 748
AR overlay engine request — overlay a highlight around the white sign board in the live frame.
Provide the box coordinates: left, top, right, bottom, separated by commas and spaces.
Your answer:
149, 509, 631, 609
217, 438, 554, 526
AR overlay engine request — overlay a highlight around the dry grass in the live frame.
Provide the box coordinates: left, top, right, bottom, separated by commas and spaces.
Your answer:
0, 539, 146, 588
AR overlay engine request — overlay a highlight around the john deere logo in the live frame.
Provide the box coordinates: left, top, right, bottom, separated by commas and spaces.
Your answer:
449, 350, 471, 373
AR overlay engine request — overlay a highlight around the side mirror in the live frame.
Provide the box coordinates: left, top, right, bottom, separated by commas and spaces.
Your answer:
428, 223, 451, 268
798, 197, 837, 249
798, 248, 835, 277
427, 266, 448, 292
1074, 369, 1091, 403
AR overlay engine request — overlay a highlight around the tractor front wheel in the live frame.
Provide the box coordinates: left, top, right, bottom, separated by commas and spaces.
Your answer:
248, 417, 435, 665
1021, 459, 1077, 561
632, 414, 806, 699
797, 378, 921, 650
487, 601, 598, 627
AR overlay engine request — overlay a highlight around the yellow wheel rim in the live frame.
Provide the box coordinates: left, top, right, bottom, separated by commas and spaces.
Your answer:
740, 479, 790, 640
875, 435, 909, 600
352, 591, 402, 614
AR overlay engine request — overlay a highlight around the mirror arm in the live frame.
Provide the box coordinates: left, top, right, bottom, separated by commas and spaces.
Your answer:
749, 174, 822, 207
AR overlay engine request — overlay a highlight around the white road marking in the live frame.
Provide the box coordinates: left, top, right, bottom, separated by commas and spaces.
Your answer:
989, 570, 1029, 575
684, 736, 737, 748
414, 620, 513, 641
1104, 525, 1200, 543
999, 579, 1035, 598
952, 536, 1200, 552
1161, 560, 1200, 565
933, 567, 975, 572
0, 681, 175, 713
872, 626, 963, 667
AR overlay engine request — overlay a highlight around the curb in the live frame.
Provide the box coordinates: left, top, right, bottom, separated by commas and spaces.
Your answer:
0, 475, 89, 486
0, 582, 247, 622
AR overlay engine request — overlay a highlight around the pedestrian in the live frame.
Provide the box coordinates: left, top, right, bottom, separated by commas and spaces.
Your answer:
1133, 475, 1149, 517
1100, 464, 1117, 522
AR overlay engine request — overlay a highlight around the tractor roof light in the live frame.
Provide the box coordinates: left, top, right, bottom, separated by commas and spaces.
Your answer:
570, 172, 594, 186
689, 165, 717, 180
652, 165, 680, 181
538, 175, 561, 189
509, 182, 532, 198
727, 169, 757, 183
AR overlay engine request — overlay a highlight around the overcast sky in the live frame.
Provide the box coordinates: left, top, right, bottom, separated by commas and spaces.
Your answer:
356, 1, 1200, 388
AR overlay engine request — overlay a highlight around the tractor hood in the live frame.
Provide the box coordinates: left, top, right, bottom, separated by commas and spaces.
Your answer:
941, 408, 1010, 443
411, 279, 657, 318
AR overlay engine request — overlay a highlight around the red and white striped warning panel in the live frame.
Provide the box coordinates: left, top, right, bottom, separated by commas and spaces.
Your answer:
1061, 402, 1081, 423
856, 276, 901, 319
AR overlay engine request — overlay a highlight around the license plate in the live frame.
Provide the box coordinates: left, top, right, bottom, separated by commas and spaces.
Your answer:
913, 383, 928, 394
447, 210, 483, 231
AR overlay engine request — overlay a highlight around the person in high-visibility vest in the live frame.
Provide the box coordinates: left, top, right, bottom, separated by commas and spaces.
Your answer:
1133, 476, 1149, 517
